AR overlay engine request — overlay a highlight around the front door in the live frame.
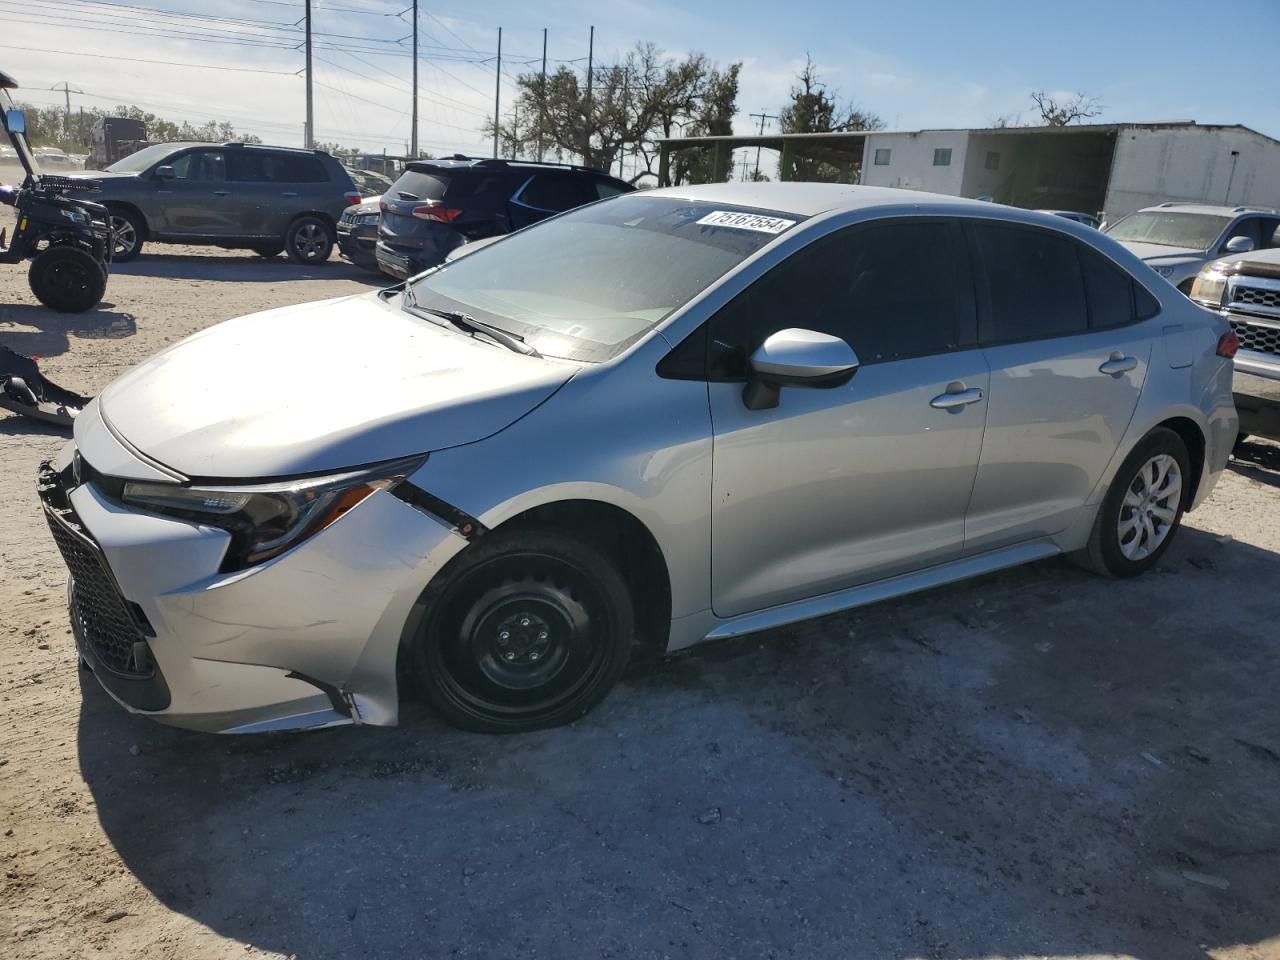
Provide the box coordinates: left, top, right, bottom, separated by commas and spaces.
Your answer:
152, 148, 235, 238
707, 218, 990, 619
962, 221, 1151, 553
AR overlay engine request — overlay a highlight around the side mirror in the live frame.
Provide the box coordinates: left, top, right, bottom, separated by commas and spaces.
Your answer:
154, 165, 175, 180
4, 109, 25, 135
1224, 235, 1255, 254
743, 328, 860, 411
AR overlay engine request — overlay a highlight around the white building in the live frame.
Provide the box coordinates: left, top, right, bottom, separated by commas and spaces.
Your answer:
657, 121, 1280, 221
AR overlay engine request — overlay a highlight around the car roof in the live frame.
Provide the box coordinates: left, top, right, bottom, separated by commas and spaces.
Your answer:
405, 157, 623, 180
643, 182, 1014, 218
1138, 202, 1277, 217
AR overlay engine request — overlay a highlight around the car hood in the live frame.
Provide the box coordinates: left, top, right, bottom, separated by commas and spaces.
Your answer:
1113, 240, 1204, 263
96, 292, 576, 479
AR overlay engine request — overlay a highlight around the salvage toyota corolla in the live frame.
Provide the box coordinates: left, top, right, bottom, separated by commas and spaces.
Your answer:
40, 183, 1238, 734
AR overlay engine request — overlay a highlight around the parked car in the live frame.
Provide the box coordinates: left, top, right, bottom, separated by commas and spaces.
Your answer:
1190, 249, 1280, 443
375, 156, 633, 279
1105, 202, 1280, 293
32, 146, 75, 169
344, 166, 394, 197
1038, 209, 1100, 229
71, 141, 360, 263
336, 195, 381, 272
40, 184, 1237, 736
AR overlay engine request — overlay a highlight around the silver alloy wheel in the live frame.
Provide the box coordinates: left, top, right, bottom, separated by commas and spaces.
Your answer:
110, 215, 137, 258
292, 222, 329, 261
1117, 453, 1181, 561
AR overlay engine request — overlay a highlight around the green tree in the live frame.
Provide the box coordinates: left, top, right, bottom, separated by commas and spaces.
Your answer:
777, 55, 883, 182
669, 62, 741, 185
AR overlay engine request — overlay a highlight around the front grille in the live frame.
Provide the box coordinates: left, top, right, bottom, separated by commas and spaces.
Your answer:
1229, 318, 1280, 357
38, 463, 154, 678
1233, 284, 1280, 311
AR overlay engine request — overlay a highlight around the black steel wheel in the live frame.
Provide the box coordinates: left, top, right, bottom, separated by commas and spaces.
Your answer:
285, 216, 333, 264
410, 528, 634, 733
108, 209, 145, 262
28, 245, 107, 313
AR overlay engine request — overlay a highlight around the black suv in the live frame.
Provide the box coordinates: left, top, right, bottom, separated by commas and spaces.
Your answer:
375, 157, 633, 279
74, 142, 360, 264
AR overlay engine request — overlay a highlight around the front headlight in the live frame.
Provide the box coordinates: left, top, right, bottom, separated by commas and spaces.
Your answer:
1153, 265, 1175, 278
121, 455, 425, 572
59, 208, 87, 224
1189, 270, 1228, 308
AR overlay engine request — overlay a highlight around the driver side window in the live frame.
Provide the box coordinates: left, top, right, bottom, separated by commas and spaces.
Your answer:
705, 219, 972, 380
170, 150, 226, 182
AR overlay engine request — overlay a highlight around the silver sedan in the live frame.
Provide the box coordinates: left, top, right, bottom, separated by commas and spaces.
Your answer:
40, 183, 1238, 734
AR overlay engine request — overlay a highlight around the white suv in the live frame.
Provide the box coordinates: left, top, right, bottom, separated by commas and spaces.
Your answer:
1105, 203, 1280, 293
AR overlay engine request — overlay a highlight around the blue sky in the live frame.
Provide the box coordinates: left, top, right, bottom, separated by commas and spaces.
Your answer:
5, 0, 1279, 163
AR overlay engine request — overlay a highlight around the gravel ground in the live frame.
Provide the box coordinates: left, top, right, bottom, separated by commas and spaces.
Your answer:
2, 240, 1280, 960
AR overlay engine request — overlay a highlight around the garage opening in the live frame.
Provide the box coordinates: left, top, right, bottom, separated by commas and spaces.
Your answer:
989, 129, 1117, 216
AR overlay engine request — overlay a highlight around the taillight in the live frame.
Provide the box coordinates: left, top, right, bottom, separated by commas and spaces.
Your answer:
343, 191, 361, 206
411, 204, 462, 224
1217, 330, 1240, 358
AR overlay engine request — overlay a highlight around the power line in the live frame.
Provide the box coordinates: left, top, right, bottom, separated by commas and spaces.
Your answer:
0, 44, 297, 75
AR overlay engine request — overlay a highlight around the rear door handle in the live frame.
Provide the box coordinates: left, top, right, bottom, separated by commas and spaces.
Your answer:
281, 191, 299, 198
213, 190, 230, 197
930, 387, 984, 410
1099, 354, 1138, 376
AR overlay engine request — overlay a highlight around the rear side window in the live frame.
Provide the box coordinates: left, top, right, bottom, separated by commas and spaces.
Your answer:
520, 174, 589, 212
1080, 247, 1135, 329
973, 223, 1087, 343
392, 170, 451, 201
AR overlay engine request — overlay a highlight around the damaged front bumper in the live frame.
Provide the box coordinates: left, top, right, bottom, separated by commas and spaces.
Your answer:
38, 434, 470, 734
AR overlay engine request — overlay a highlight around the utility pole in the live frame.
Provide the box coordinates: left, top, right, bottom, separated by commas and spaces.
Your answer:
492, 27, 502, 158
537, 27, 547, 161
410, 0, 418, 158
304, 0, 314, 148
50, 82, 82, 142
585, 26, 594, 106
748, 110, 777, 179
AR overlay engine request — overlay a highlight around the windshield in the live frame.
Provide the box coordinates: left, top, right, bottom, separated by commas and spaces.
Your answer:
407, 196, 803, 362
105, 142, 196, 173
1105, 211, 1230, 250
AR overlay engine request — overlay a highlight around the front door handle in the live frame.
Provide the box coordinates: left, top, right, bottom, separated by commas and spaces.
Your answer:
930, 386, 984, 410
281, 191, 299, 198
213, 190, 230, 197
1099, 354, 1138, 376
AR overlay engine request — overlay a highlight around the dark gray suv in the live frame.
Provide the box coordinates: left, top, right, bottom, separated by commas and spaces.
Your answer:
76, 142, 360, 264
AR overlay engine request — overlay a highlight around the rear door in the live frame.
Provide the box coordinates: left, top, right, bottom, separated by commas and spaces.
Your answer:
152, 148, 235, 237
508, 173, 593, 229
227, 150, 333, 238
963, 221, 1153, 554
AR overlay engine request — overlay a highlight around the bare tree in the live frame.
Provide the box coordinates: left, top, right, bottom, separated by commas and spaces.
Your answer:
1029, 90, 1103, 126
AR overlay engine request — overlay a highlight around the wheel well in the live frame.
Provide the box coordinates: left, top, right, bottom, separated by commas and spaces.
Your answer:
104, 202, 149, 239
496, 500, 672, 654
1155, 416, 1206, 510
288, 212, 336, 236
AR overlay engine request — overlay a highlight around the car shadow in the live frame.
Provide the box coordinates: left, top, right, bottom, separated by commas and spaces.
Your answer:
114, 252, 388, 286
76, 525, 1280, 959
1231, 438, 1280, 489
0, 301, 137, 359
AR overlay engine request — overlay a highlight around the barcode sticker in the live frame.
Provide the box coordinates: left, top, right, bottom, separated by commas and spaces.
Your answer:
696, 210, 797, 234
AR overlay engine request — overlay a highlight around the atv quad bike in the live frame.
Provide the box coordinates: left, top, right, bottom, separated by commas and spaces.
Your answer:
1, 70, 112, 312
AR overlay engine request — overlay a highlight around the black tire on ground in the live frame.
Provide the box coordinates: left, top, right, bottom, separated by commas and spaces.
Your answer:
284, 216, 333, 264
408, 526, 635, 733
28, 245, 108, 313
1075, 427, 1191, 578
252, 242, 285, 258
107, 208, 145, 262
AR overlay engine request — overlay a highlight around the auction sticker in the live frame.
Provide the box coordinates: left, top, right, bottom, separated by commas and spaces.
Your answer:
696, 210, 797, 234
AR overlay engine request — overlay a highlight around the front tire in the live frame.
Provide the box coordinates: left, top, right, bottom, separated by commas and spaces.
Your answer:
409, 528, 634, 733
108, 208, 145, 262
285, 216, 333, 264
1078, 427, 1190, 577
28, 245, 107, 313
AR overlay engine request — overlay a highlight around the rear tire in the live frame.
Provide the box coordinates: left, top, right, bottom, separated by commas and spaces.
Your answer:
252, 242, 284, 258
1076, 427, 1191, 578
28, 245, 107, 313
409, 527, 634, 733
108, 208, 145, 262
285, 216, 333, 264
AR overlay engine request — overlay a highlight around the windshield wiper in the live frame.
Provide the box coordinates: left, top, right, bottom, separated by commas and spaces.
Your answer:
406, 299, 540, 358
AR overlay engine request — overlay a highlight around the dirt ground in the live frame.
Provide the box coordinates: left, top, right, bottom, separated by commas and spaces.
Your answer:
2, 238, 1280, 960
